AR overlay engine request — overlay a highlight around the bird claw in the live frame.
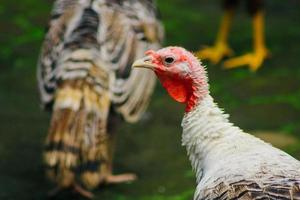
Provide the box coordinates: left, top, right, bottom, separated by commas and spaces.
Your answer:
223, 48, 270, 71
195, 43, 233, 64
105, 173, 137, 184
73, 184, 94, 199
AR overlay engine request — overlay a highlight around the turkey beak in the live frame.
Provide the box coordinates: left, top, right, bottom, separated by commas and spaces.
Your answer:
132, 56, 155, 70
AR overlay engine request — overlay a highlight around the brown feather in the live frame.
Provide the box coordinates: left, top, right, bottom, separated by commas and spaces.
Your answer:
38, 0, 163, 191
44, 79, 111, 189
200, 179, 300, 200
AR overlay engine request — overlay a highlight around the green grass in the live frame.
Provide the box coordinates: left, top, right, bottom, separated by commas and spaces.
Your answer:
1, 0, 300, 199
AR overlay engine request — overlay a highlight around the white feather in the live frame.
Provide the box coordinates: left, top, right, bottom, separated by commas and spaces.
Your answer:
182, 94, 300, 199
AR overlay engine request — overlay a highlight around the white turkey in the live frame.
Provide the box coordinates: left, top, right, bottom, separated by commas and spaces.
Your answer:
133, 46, 300, 200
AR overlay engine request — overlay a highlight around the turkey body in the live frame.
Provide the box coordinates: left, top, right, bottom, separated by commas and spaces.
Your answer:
37, 0, 163, 191
182, 95, 300, 200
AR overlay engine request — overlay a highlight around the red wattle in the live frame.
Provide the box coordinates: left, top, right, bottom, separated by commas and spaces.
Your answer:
158, 76, 192, 104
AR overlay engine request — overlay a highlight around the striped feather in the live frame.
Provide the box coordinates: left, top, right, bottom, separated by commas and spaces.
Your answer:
44, 79, 111, 189
38, 0, 163, 120
38, 0, 163, 190
199, 179, 300, 200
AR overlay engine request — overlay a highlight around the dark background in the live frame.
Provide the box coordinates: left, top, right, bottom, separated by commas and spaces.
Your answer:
1, 0, 300, 199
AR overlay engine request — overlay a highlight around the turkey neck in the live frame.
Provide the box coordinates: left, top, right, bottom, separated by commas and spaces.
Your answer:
181, 94, 241, 183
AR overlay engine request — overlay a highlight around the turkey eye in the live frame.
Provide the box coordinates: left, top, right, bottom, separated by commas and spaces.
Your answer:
164, 56, 175, 64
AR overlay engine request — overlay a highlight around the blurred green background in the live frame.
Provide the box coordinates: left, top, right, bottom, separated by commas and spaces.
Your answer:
1, 0, 300, 199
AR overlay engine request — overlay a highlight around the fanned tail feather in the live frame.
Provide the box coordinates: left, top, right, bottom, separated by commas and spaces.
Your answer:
44, 80, 110, 189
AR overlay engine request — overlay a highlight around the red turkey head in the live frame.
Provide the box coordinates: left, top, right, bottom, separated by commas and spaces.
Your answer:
133, 46, 209, 112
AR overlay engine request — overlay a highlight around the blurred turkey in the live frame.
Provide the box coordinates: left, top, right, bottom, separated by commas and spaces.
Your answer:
37, 0, 163, 197
196, 0, 269, 71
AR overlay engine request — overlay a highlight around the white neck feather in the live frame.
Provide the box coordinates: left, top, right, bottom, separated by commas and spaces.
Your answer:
181, 94, 300, 199
181, 94, 242, 183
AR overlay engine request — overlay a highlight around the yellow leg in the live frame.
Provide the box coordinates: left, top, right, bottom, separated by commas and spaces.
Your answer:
224, 11, 270, 71
196, 9, 234, 64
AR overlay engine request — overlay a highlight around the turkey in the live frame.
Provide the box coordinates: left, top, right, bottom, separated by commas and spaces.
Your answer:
37, 0, 163, 197
133, 46, 300, 199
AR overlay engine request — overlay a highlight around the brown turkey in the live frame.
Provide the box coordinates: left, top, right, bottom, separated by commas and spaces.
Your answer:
37, 0, 163, 197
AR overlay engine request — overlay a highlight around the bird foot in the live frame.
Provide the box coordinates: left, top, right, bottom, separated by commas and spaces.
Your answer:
195, 43, 233, 64
73, 184, 94, 199
223, 48, 270, 71
105, 173, 137, 184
